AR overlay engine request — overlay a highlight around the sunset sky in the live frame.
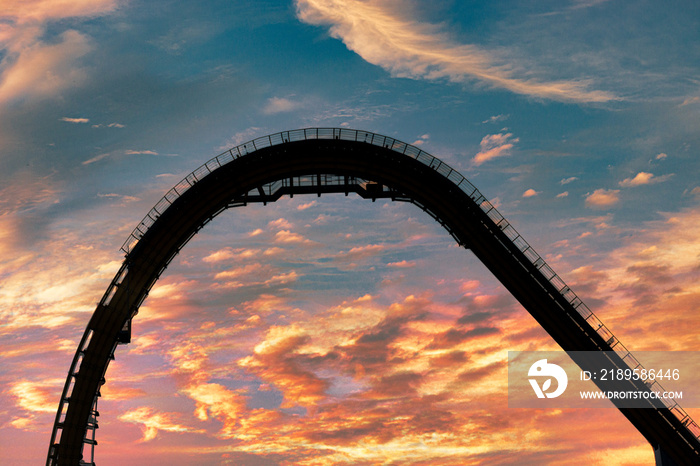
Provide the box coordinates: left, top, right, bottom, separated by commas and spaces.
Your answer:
2, 1, 700, 464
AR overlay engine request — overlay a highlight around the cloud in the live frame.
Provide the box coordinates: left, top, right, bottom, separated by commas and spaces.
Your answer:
263, 96, 302, 114
387, 260, 416, 268
218, 126, 262, 150
2, 0, 119, 23
680, 96, 700, 106
560, 176, 578, 185
482, 114, 508, 124
578, 206, 700, 350
522, 189, 539, 198
473, 132, 518, 165
183, 382, 248, 435
338, 243, 386, 260
214, 263, 264, 281
81, 148, 160, 166
81, 151, 113, 165
297, 200, 317, 210
97, 192, 140, 204
412, 134, 430, 145
91, 122, 125, 128
9, 381, 56, 413
619, 172, 673, 187
202, 247, 260, 263
269, 218, 293, 229
655, 153, 668, 160
295, 0, 615, 102
585, 188, 620, 208
125, 149, 159, 155
119, 407, 203, 442
274, 229, 309, 243
59, 117, 89, 123
0, 1, 118, 104
0, 29, 92, 103
239, 325, 329, 408
557, 191, 569, 198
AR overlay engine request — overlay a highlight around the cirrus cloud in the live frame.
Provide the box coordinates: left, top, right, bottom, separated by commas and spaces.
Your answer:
295, 0, 615, 103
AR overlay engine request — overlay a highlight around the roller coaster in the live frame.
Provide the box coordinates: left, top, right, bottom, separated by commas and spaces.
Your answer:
47, 128, 700, 465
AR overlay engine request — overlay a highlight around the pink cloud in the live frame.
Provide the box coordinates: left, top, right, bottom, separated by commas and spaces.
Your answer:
387, 260, 416, 268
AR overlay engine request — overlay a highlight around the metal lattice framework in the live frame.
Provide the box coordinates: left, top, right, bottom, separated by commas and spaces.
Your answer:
48, 128, 700, 465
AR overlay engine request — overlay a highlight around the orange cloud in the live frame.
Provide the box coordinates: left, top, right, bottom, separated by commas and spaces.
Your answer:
2, 0, 118, 23
585, 188, 620, 208
0, 29, 91, 103
59, 116, 89, 123
338, 243, 386, 260
619, 171, 673, 187
183, 382, 248, 436
213, 263, 264, 281
9, 381, 57, 413
239, 325, 329, 408
387, 260, 416, 268
274, 229, 309, 243
473, 132, 519, 165
119, 407, 204, 442
0, 0, 119, 103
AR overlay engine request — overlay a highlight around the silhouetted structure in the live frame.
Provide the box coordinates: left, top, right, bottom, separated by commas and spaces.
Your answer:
48, 128, 699, 465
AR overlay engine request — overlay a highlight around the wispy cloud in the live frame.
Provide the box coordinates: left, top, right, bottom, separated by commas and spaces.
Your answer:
59, 116, 89, 123
119, 407, 204, 442
91, 122, 125, 128
295, 0, 616, 102
125, 149, 159, 155
82, 152, 113, 165
482, 114, 509, 124
473, 133, 518, 165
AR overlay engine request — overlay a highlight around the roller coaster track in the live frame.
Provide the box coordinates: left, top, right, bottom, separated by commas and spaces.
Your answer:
48, 128, 700, 465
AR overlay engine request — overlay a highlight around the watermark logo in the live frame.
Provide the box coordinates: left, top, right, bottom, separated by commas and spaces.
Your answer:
528, 359, 568, 398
